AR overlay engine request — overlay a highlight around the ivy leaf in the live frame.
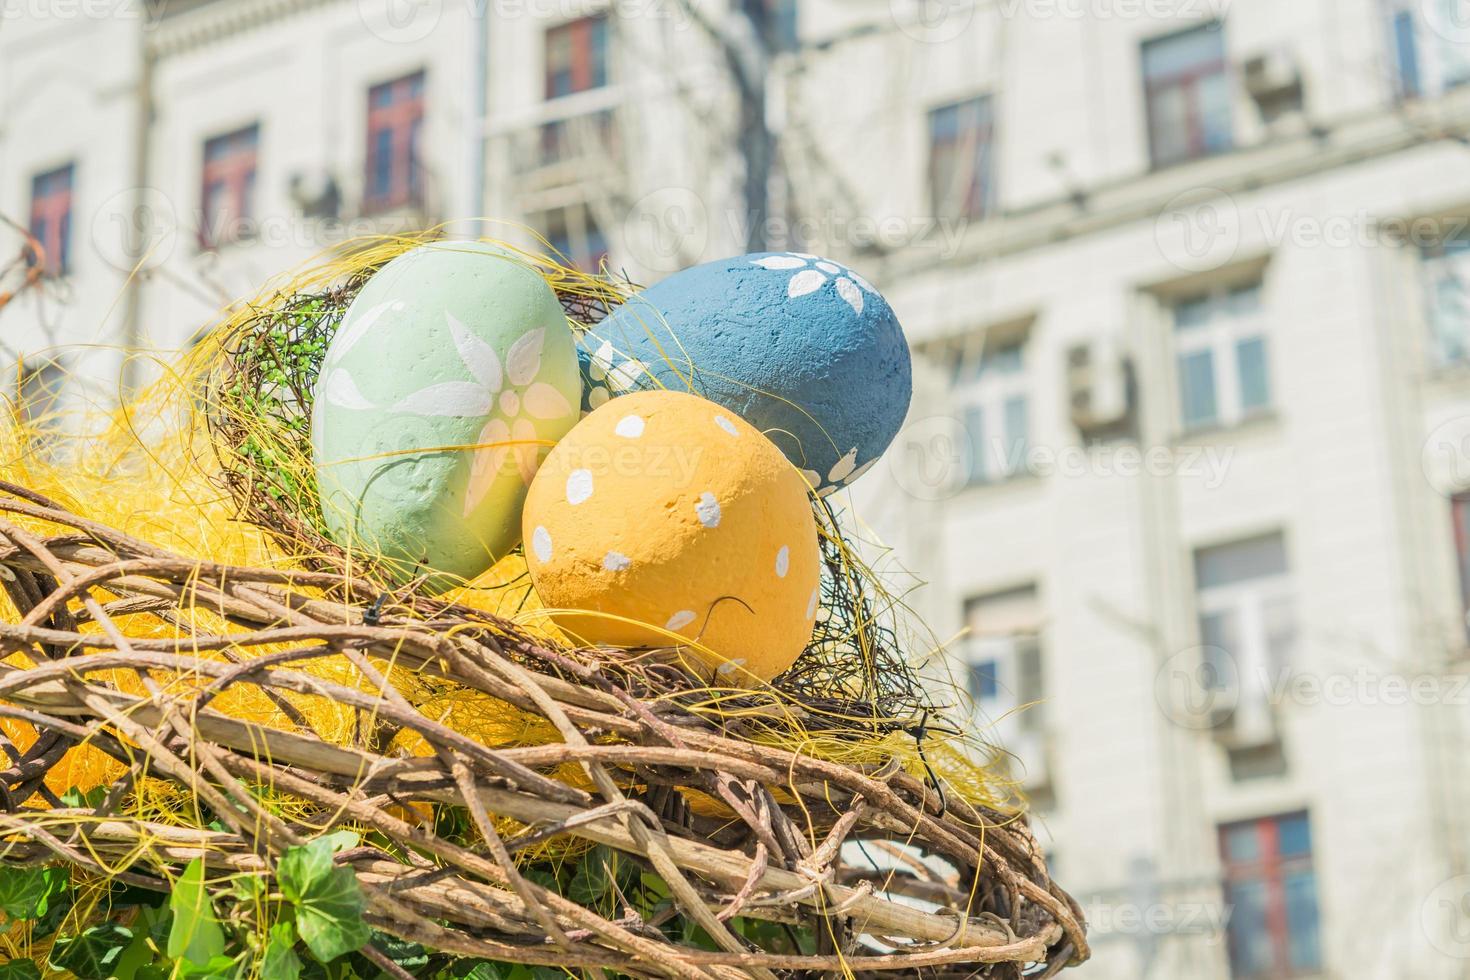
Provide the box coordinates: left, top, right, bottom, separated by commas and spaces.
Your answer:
59, 785, 107, 809
0, 865, 68, 920
277, 837, 370, 962
168, 858, 227, 966
48, 923, 133, 979
0, 959, 41, 980
262, 922, 304, 980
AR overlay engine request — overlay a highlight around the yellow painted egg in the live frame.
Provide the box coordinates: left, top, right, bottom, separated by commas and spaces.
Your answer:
522, 390, 820, 681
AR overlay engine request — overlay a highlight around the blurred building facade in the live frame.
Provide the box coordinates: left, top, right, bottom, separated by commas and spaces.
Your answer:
4, 0, 1470, 978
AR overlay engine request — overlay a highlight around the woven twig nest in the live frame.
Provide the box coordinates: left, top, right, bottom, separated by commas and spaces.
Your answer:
0, 482, 1089, 977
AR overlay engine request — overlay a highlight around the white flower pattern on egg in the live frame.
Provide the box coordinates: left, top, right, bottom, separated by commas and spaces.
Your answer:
380, 312, 574, 515
749, 252, 878, 316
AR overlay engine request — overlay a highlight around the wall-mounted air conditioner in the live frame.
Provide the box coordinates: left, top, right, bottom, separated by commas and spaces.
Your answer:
1065, 336, 1133, 436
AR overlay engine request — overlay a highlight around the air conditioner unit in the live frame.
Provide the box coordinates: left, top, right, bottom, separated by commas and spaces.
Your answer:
1242, 49, 1304, 118
1065, 336, 1132, 435
1211, 682, 1279, 751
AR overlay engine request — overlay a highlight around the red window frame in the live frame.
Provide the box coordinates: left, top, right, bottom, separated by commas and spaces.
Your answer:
544, 15, 609, 99
1143, 25, 1231, 167
928, 96, 993, 221
199, 124, 259, 250
364, 71, 425, 213
28, 163, 74, 278
1452, 494, 1470, 639
1219, 813, 1320, 978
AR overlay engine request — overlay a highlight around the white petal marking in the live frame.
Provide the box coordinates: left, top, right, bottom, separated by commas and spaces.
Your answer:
843, 458, 879, 485
665, 610, 696, 631
850, 271, 879, 294
800, 469, 822, 490
835, 277, 864, 315
321, 369, 375, 410
615, 414, 646, 438
531, 526, 553, 563
566, 469, 594, 505
591, 340, 616, 371
752, 255, 807, 270
332, 300, 401, 358
446, 312, 503, 393
695, 492, 721, 528
392, 382, 493, 417
505, 327, 546, 387
775, 546, 790, 578
603, 551, 632, 572
608, 359, 646, 391
827, 448, 859, 484
816, 261, 840, 274
523, 382, 573, 420
787, 270, 827, 298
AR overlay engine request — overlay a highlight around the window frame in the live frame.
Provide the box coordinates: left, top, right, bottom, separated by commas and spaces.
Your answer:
927, 95, 994, 221
1142, 22, 1232, 168
544, 14, 610, 100
1385, 0, 1470, 100
1420, 229, 1470, 366
28, 162, 75, 278
543, 204, 609, 275
1218, 812, 1321, 978
363, 70, 426, 214
951, 335, 1030, 486
963, 586, 1045, 733
199, 123, 260, 250
1172, 281, 1271, 433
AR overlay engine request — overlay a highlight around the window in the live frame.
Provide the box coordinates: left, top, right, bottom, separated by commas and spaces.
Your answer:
929, 96, 993, 220
364, 71, 425, 213
953, 336, 1029, 485
199, 124, 259, 249
545, 15, 609, 99
1143, 24, 1232, 167
766, 0, 798, 51
1386, 0, 1470, 99
963, 586, 1044, 733
1219, 812, 1322, 978
1452, 494, 1470, 637
28, 163, 74, 277
1194, 533, 1295, 745
544, 205, 608, 274
1421, 230, 1470, 365
1173, 281, 1270, 431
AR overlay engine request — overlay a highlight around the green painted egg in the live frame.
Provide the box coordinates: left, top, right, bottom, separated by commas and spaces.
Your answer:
310, 241, 580, 584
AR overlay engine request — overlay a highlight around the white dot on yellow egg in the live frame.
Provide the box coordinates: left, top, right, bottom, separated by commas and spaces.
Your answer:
567, 469, 594, 505
695, 492, 721, 528
714, 415, 739, 438
666, 610, 695, 630
603, 551, 631, 571
717, 659, 747, 676
532, 526, 553, 563
615, 415, 645, 438
775, 546, 790, 578
806, 587, 819, 620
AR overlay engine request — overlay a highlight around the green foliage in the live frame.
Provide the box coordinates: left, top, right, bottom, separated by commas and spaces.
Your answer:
168, 859, 227, 966
0, 960, 41, 980
262, 923, 305, 980
0, 865, 68, 921
276, 837, 371, 963
48, 923, 134, 979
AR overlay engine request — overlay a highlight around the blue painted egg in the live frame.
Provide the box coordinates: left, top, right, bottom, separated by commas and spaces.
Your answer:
578, 252, 912, 495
